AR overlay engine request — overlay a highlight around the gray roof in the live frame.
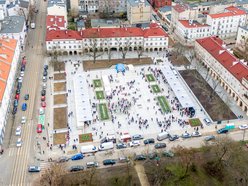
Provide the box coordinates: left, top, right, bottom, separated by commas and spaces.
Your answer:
240, 26, 248, 31
91, 19, 121, 28
0, 16, 25, 34
159, 6, 171, 12
0, 0, 6, 5
19, 0, 29, 8
6, 0, 19, 9
48, 0, 66, 7
128, 0, 149, 7
237, 6, 248, 13
236, 0, 248, 5
131, 23, 150, 28
77, 20, 85, 28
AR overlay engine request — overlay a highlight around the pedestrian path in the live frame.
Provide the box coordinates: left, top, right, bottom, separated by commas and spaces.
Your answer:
40, 162, 51, 174
135, 164, 150, 186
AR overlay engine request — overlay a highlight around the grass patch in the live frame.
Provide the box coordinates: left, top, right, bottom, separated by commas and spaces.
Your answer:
93, 79, 102, 88
96, 91, 105, 100
78, 133, 93, 143
54, 107, 67, 129
151, 85, 161, 93
54, 82, 66, 92
54, 94, 67, 105
157, 96, 171, 113
53, 132, 67, 145
99, 103, 109, 120
189, 118, 202, 127
146, 74, 155, 82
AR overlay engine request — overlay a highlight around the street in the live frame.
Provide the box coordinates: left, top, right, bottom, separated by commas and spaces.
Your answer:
0, 0, 47, 185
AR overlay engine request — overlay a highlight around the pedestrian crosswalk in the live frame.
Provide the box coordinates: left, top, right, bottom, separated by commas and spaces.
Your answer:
40, 162, 51, 174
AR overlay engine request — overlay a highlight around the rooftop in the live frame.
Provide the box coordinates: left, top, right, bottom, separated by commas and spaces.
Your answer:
128, 0, 150, 7
173, 4, 189, 13
196, 36, 248, 82
0, 0, 6, 5
46, 15, 66, 29
0, 16, 25, 34
158, 6, 172, 13
0, 38, 17, 102
46, 25, 168, 41
47, 0, 66, 7
91, 19, 121, 28
179, 20, 210, 28
209, 6, 246, 19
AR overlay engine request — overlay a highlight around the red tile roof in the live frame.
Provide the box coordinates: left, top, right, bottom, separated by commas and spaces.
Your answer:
46, 26, 168, 41
209, 6, 246, 19
46, 15, 66, 29
179, 20, 210, 28
196, 36, 248, 82
173, 4, 188, 13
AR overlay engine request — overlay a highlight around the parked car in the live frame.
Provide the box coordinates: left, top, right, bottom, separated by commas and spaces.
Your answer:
16, 89, 20, 94
181, 133, 191, 138
103, 159, 116, 165
21, 116, 26, 124
144, 138, 155, 145
22, 103, 27, 111
15, 94, 20, 100
132, 134, 143, 140
21, 65, 25, 71
14, 99, 18, 107
204, 118, 211, 125
118, 157, 129, 163
24, 94, 29, 100
41, 101, 46, 108
57, 156, 70, 163
39, 108, 45, 115
191, 131, 202, 137
15, 126, 21, 136
41, 90, 46, 96
86, 161, 99, 168
42, 76, 47, 82
18, 77, 23, 83
44, 65, 48, 70
71, 153, 84, 161
134, 154, 146, 161
43, 70, 48, 76
70, 166, 84, 172
239, 124, 248, 130
154, 143, 166, 149
169, 134, 179, 141
12, 107, 17, 115
204, 135, 215, 141
17, 82, 22, 89
16, 138, 22, 147
36, 124, 42, 133
20, 71, 24, 77
217, 128, 229, 134
116, 143, 127, 149
162, 150, 174, 158
42, 83, 47, 90
41, 96, 46, 101
28, 166, 40, 172
128, 140, 140, 147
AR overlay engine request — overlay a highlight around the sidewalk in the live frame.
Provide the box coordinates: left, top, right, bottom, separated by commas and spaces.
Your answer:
135, 164, 150, 186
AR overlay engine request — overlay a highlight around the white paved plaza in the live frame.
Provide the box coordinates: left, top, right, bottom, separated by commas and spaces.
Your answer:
63, 57, 210, 145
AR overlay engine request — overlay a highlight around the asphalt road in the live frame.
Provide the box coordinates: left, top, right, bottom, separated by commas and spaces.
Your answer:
2, 0, 47, 185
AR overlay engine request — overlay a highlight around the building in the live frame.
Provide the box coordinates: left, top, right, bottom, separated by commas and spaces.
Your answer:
206, 6, 246, 38
127, 0, 152, 24
0, 16, 26, 50
70, 0, 98, 15
91, 19, 121, 28
0, 38, 20, 144
148, 0, 171, 9
235, 26, 248, 51
46, 15, 67, 30
47, 0, 67, 21
98, 0, 126, 13
45, 23, 168, 55
158, 6, 171, 26
176, 20, 211, 42
76, 19, 85, 31
195, 36, 248, 115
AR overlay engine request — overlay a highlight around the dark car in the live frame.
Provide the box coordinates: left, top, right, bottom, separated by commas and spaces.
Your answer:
56, 156, 70, 163
21, 65, 25, 71
41, 90, 46, 96
103, 159, 116, 165
204, 135, 215, 141
70, 166, 84, 172
116, 143, 127, 149
44, 65, 48, 70
217, 128, 228, 134
71, 153, 84, 161
169, 135, 179, 141
148, 152, 158, 160
143, 138, 155, 145
12, 107, 17, 115
22, 103, 27, 111
24, 94, 29, 100
28, 166, 40, 172
43, 70, 48, 76
154, 143, 166, 149
134, 154, 147, 161
17, 82, 22, 89
162, 150, 174, 158
14, 99, 18, 107
16, 89, 20, 94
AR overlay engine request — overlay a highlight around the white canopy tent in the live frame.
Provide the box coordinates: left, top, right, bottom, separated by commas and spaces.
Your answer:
73, 74, 93, 129
102, 75, 112, 96
161, 65, 195, 108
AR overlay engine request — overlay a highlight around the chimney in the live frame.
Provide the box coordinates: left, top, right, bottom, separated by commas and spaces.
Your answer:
219, 50, 225, 55
232, 61, 238, 66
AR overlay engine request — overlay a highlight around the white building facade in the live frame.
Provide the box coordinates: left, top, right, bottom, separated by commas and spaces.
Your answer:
195, 36, 248, 116
235, 26, 248, 51
0, 38, 20, 144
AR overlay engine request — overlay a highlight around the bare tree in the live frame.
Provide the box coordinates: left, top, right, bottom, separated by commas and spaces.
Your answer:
136, 45, 144, 59
118, 37, 132, 60
40, 163, 66, 186
87, 33, 104, 63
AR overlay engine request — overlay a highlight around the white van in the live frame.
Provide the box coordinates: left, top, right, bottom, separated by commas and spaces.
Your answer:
81, 145, 98, 154
157, 132, 169, 141
98, 142, 114, 151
